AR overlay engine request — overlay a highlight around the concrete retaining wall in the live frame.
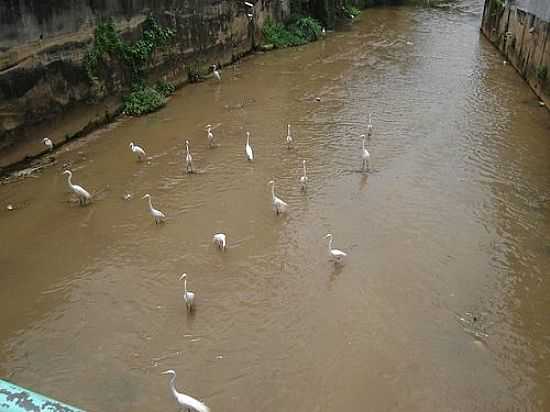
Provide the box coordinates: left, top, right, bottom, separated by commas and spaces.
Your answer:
481, 0, 550, 107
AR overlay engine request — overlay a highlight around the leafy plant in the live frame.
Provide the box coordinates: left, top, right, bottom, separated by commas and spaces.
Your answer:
342, 3, 361, 19
536, 64, 548, 82
123, 86, 167, 116
84, 16, 175, 84
155, 81, 176, 96
262, 16, 322, 49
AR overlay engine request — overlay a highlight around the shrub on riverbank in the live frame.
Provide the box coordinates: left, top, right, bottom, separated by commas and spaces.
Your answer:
123, 81, 175, 116
262, 16, 322, 48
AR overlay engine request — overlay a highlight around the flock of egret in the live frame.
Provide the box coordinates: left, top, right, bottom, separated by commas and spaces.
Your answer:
47, 75, 374, 412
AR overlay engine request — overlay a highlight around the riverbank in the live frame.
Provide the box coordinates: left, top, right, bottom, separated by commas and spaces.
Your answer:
0, 1, 290, 172
0, 1, 365, 175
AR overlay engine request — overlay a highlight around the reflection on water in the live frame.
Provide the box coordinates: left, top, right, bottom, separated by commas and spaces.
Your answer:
1, 1, 550, 410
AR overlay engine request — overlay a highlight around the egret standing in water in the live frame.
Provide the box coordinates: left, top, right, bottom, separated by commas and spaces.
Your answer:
62, 170, 91, 205
361, 134, 370, 172
42, 137, 53, 152
185, 140, 194, 173
142, 194, 166, 224
324, 233, 347, 264
129, 142, 146, 161
161, 370, 210, 412
268, 179, 288, 215
179, 273, 195, 312
286, 124, 293, 149
367, 113, 373, 137
212, 64, 221, 81
299, 159, 308, 191
245, 132, 254, 161
206, 125, 216, 148
213, 233, 227, 250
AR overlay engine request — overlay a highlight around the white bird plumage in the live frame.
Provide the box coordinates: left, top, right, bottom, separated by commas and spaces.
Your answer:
207, 125, 216, 148
361, 134, 370, 172
299, 159, 308, 190
129, 142, 146, 161
62, 170, 91, 205
162, 370, 209, 412
212, 65, 221, 81
286, 124, 293, 149
179, 273, 195, 311
213, 233, 227, 250
367, 113, 373, 136
245, 132, 254, 161
268, 179, 288, 215
185, 140, 194, 173
324, 233, 347, 263
142, 193, 166, 224
42, 137, 53, 152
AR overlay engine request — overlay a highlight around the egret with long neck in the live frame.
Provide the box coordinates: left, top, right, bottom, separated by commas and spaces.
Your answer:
161, 370, 209, 412
142, 194, 166, 224
129, 142, 146, 161
245, 132, 254, 161
185, 140, 193, 173
179, 273, 195, 311
268, 179, 288, 215
62, 170, 91, 205
361, 134, 370, 172
299, 160, 308, 190
324, 233, 347, 264
286, 124, 293, 149
212, 64, 221, 81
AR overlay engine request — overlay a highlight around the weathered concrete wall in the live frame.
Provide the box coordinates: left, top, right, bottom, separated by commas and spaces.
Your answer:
0, 0, 290, 150
481, 0, 550, 107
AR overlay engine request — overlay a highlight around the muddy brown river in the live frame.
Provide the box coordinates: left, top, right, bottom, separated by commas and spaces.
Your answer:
2, 1, 550, 411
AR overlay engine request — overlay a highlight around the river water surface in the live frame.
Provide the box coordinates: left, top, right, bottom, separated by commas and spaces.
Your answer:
2, 1, 550, 410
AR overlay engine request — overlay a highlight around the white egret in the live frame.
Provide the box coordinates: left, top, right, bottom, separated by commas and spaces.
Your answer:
62, 170, 91, 205
161, 370, 209, 412
129, 142, 146, 161
42, 137, 53, 152
179, 273, 195, 312
367, 113, 373, 136
324, 233, 347, 264
361, 134, 370, 172
213, 233, 227, 250
185, 140, 193, 173
245, 132, 254, 161
268, 179, 288, 215
321, 27, 327, 37
299, 159, 308, 190
206, 125, 216, 148
286, 124, 293, 149
212, 65, 221, 81
142, 194, 166, 224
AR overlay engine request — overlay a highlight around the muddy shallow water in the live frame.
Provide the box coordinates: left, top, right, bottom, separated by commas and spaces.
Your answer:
2, 1, 550, 411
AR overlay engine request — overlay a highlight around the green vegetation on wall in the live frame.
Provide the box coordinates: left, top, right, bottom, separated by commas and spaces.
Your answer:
536, 64, 548, 82
84, 16, 176, 116
262, 16, 322, 48
341, 2, 361, 19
